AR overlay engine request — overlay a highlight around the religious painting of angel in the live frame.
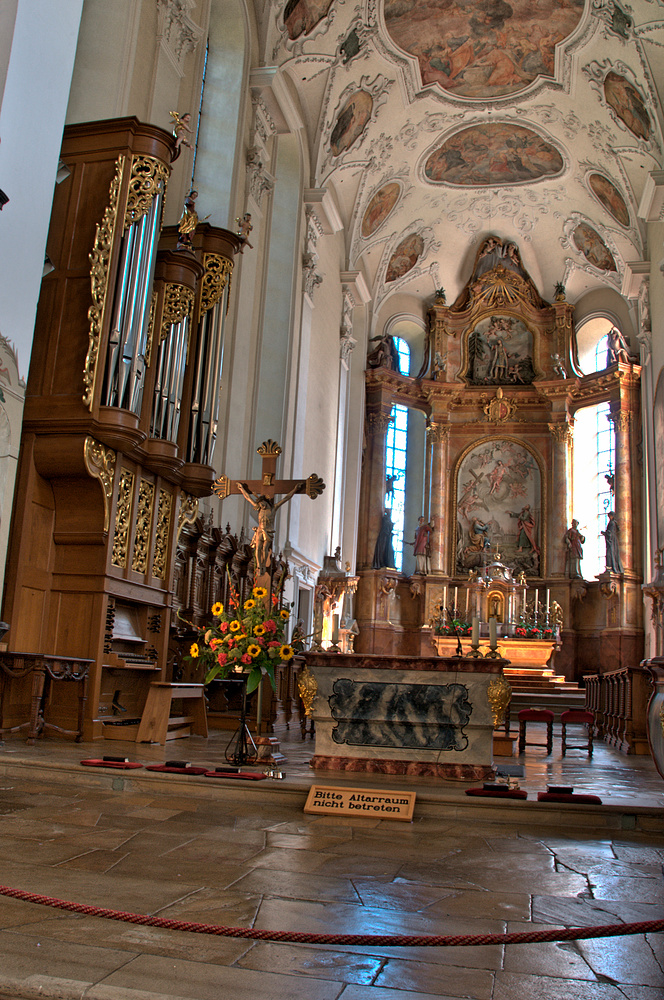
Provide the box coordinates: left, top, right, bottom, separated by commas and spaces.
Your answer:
455, 440, 541, 576
464, 315, 536, 386
284, 0, 333, 41
589, 174, 629, 227
386, 233, 424, 282
603, 72, 652, 141
572, 223, 617, 272
330, 90, 373, 156
361, 182, 401, 238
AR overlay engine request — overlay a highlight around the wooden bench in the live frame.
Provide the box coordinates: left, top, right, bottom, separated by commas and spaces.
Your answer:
136, 682, 208, 745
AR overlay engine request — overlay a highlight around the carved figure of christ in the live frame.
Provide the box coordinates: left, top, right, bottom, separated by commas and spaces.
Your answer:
211, 441, 325, 580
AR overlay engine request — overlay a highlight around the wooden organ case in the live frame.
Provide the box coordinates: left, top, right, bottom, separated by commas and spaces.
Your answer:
1, 118, 241, 739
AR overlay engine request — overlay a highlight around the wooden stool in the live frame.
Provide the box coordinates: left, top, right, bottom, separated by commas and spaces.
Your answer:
518, 708, 554, 755
561, 709, 594, 756
136, 682, 208, 745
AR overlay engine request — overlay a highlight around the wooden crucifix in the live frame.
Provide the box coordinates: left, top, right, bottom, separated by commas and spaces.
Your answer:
211, 440, 325, 582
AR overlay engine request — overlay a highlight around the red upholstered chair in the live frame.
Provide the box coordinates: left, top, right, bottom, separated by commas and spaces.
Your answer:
518, 708, 554, 755
560, 709, 595, 757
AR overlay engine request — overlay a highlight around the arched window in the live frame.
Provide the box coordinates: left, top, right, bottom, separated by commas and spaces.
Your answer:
385, 338, 410, 571
573, 401, 615, 578
576, 317, 614, 374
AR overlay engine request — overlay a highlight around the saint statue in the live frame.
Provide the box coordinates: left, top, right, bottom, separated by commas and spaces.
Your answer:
406, 516, 432, 574
602, 511, 624, 573
176, 190, 199, 250
563, 519, 585, 578
372, 510, 396, 569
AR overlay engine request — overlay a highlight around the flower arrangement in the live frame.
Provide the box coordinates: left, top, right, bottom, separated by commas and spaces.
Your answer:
433, 619, 472, 637
514, 625, 556, 640
184, 585, 302, 694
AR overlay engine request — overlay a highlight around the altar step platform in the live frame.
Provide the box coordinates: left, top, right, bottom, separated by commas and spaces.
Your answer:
504, 667, 585, 722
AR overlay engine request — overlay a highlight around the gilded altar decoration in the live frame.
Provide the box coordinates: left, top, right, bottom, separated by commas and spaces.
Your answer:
177, 492, 199, 542
112, 468, 135, 567
304, 473, 326, 498
297, 663, 318, 717
83, 155, 125, 409
124, 155, 170, 230
132, 480, 155, 573
257, 439, 282, 459
161, 283, 195, 344
153, 490, 173, 580
487, 673, 512, 729
83, 436, 117, 532
199, 253, 233, 320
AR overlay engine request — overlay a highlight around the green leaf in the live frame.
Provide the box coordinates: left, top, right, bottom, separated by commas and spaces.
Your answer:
261, 661, 276, 691
245, 667, 261, 694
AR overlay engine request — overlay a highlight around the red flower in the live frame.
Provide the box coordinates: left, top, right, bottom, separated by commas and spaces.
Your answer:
216, 652, 228, 666
268, 640, 280, 648
220, 621, 229, 633
264, 619, 277, 633
241, 653, 252, 665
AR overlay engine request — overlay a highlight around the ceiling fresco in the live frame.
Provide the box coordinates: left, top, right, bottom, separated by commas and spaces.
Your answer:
383, 0, 585, 98
423, 124, 564, 186
269, 0, 664, 319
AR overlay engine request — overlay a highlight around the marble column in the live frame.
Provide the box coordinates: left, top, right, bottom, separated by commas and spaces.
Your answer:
362, 409, 392, 568
428, 421, 450, 573
548, 420, 573, 576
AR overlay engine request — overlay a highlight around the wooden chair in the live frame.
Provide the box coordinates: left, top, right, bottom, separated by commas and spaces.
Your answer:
561, 708, 594, 757
518, 708, 554, 755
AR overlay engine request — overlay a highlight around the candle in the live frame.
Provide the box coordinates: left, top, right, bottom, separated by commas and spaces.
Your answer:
522, 589, 526, 616
454, 586, 458, 610
465, 589, 469, 614
546, 589, 550, 616
489, 617, 497, 649
471, 616, 479, 647
442, 585, 447, 611
534, 590, 539, 616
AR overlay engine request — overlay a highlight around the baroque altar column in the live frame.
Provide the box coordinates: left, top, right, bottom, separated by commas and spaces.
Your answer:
548, 420, 573, 576
359, 407, 392, 567
427, 420, 450, 573
610, 385, 641, 577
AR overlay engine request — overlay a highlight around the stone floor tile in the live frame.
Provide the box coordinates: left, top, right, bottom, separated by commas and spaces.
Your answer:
577, 934, 664, 987
374, 957, 494, 998
0, 836, 98, 866
588, 875, 664, 903
531, 894, 664, 927
153, 886, 262, 926
351, 878, 456, 913
422, 888, 531, 922
115, 831, 199, 856
239, 845, 345, 875
107, 853, 246, 888
0, 897, 72, 930
229, 867, 361, 904
503, 939, 597, 979
493, 970, 626, 1000
99, 953, 342, 999
55, 849, 130, 873
237, 940, 383, 984
618, 987, 664, 999
0, 928, 133, 983
339, 986, 457, 1000
265, 831, 354, 850
316, 854, 404, 879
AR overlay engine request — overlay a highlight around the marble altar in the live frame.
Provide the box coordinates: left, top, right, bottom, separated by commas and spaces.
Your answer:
304, 651, 508, 780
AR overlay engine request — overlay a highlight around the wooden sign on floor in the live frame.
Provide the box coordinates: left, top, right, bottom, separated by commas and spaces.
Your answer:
304, 785, 416, 821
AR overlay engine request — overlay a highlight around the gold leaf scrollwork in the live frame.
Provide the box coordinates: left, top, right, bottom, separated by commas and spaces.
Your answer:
83, 155, 125, 409
177, 492, 199, 543
153, 489, 173, 581
257, 440, 282, 458
487, 673, 512, 729
132, 480, 155, 574
297, 664, 317, 718
548, 421, 573, 443
112, 468, 135, 567
161, 283, 195, 343
125, 155, 170, 230
83, 436, 117, 533
199, 253, 233, 321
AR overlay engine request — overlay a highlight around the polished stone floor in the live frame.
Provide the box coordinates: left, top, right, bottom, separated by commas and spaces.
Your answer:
0, 723, 662, 1000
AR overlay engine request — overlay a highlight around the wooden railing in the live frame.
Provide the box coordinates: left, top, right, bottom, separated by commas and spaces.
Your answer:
584, 665, 652, 755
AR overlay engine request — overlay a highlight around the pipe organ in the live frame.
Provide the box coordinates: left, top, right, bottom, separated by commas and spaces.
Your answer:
1, 118, 241, 739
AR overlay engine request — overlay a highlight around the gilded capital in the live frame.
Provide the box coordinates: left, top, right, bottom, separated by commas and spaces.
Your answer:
548, 421, 572, 443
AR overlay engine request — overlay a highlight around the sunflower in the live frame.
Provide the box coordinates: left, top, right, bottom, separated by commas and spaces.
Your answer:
279, 644, 294, 661
252, 586, 267, 599
247, 644, 261, 658
211, 601, 224, 616
229, 620, 242, 632
244, 598, 256, 610
190, 642, 199, 658
279, 609, 290, 620
254, 624, 266, 636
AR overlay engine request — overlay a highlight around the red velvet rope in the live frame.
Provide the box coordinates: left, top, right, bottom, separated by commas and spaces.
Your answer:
0, 885, 661, 947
